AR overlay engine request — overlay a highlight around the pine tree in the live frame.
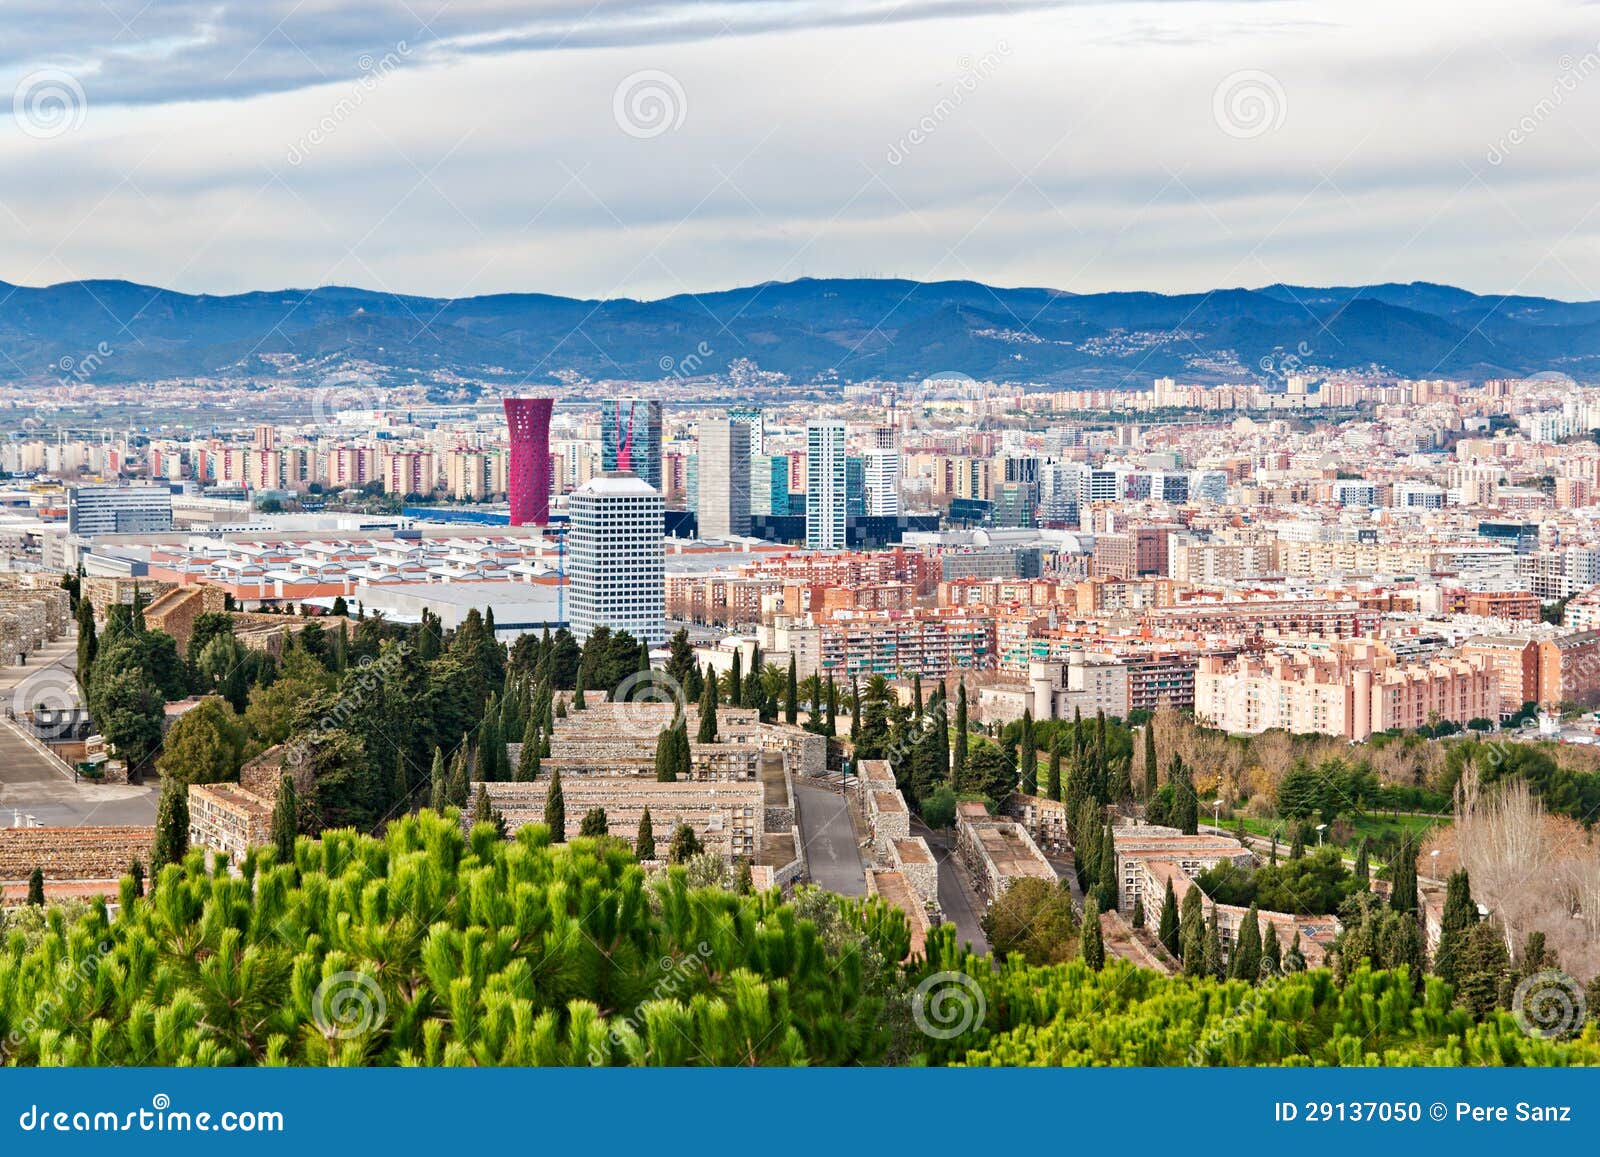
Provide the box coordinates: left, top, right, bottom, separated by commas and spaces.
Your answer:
635, 807, 656, 861
1018, 709, 1037, 796
545, 768, 566, 843
1131, 894, 1145, 929
1047, 733, 1063, 801
1262, 922, 1282, 974
1158, 878, 1181, 957
1081, 897, 1106, 971
26, 866, 44, 906
785, 653, 798, 725
151, 773, 189, 877
128, 857, 145, 899
1231, 902, 1263, 981
579, 807, 609, 837
271, 774, 298, 863
698, 664, 719, 743
1180, 887, 1206, 976
1433, 868, 1479, 989
1142, 722, 1157, 800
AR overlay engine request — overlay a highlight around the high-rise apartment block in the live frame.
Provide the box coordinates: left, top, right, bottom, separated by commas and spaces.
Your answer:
806, 421, 847, 550
568, 472, 666, 646
600, 399, 663, 491
698, 418, 751, 539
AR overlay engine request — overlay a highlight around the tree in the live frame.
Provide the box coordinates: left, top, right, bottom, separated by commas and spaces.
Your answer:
271, 774, 298, 863
697, 664, 719, 744
579, 807, 609, 838
850, 674, 861, 745
75, 598, 97, 691
1262, 922, 1282, 974
1283, 929, 1306, 972
1204, 913, 1226, 979
655, 726, 678, 782
1353, 838, 1370, 887
1276, 761, 1326, 821
664, 628, 701, 702
1170, 756, 1198, 835
733, 859, 754, 895
669, 823, 702, 864
1158, 879, 1181, 958
1389, 830, 1419, 916
1231, 902, 1263, 981
1081, 897, 1105, 971
545, 768, 566, 843
785, 653, 798, 725
1046, 733, 1063, 802
156, 696, 245, 785
1131, 894, 1145, 929
127, 858, 145, 899
572, 672, 587, 710
1142, 723, 1157, 800
91, 666, 166, 774
979, 877, 1078, 965
26, 866, 44, 907
1180, 886, 1206, 975
1454, 921, 1509, 1017
151, 773, 190, 876
430, 747, 448, 810
1018, 709, 1037, 796
635, 807, 656, 860
473, 786, 494, 828
729, 650, 742, 705
516, 733, 541, 782
1433, 868, 1480, 990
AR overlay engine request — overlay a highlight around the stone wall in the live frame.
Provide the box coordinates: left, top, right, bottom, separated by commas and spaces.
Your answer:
890, 836, 939, 905
0, 825, 154, 883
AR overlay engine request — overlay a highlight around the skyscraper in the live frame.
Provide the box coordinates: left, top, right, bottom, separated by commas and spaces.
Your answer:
600, 399, 663, 490
503, 397, 554, 526
863, 448, 901, 515
568, 472, 666, 646
728, 406, 765, 455
806, 420, 846, 550
697, 418, 750, 539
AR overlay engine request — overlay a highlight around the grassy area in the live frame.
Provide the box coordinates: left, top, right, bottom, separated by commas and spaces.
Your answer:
1225, 811, 1447, 857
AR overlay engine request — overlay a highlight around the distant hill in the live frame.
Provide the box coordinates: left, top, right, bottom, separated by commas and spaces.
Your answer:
4, 275, 1598, 387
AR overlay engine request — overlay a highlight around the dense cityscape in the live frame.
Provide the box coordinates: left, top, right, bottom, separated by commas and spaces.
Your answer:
2, 361, 1599, 1066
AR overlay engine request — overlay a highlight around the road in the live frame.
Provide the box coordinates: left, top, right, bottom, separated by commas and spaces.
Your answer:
0, 638, 158, 828
793, 780, 866, 896
913, 818, 991, 956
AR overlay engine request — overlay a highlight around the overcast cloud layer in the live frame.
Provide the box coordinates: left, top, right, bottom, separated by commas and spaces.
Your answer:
3, 0, 1599, 302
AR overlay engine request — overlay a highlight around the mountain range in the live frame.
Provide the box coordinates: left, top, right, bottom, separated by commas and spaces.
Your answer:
5, 276, 1600, 389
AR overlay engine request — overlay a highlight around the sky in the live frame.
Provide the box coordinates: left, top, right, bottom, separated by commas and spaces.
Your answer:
3, 0, 1600, 303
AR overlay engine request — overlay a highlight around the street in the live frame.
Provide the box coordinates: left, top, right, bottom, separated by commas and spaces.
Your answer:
0, 638, 158, 828
793, 779, 866, 896
913, 818, 991, 956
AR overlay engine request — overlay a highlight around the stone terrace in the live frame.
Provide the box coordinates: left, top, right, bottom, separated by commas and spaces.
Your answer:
0, 825, 154, 899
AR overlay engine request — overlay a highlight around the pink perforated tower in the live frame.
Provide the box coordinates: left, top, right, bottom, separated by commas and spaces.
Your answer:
503, 397, 554, 526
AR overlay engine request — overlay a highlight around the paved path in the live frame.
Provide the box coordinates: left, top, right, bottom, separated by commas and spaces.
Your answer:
914, 819, 991, 956
0, 639, 158, 828
793, 780, 866, 896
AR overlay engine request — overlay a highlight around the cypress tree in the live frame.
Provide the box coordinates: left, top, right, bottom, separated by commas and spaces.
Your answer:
1097, 820, 1118, 910
733, 859, 754, 895
1262, 922, 1282, 974
472, 786, 494, 827
75, 598, 97, 689
1047, 733, 1063, 802
1204, 912, 1225, 979
1142, 723, 1157, 800
953, 682, 969, 786
1433, 868, 1479, 988
1390, 831, 1419, 916
698, 664, 719, 743
635, 807, 656, 860
825, 675, 837, 737
516, 733, 541, 781
729, 651, 742, 705
1131, 894, 1145, 929
271, 774, 298, 863
850, 674, 861, 745
1232, 902, 1263, 981
655, 727, 677, 781
785, 654, 798, 725
392, 753, 410, 811
1081, 897, 1105, 972
669, 823, 702, 863
448, 743, 470, 807
1353, 837, 1371, 886
1180, 887, 1206, 976
430, 746, 448, 809
26, 866, 44, 907
1018, 709, 1037, 796
579, 807, 609, 837
545, 768, 566, 843
1289, 821, 1305, 861
1284, 929, 1306, 972
573, 671, 587, 710
673, 717, 692, 780
1158, 878, 1181, 957
128, 857, 145, 899
151, 773, 189, 877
